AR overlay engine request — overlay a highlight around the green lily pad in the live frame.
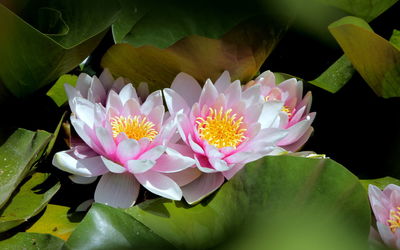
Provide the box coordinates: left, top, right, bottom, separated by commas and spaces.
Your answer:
65, 203, 175, 250
26, 204, 83, 241
0, 232, 64, 250
112, 0, 263, 49
0, 172, 60, 233
102, 20, 285, 90
0, 128, 52, 208
120, 156, 370, 249
47, 75, 78, 107
309, 55, 355, 93
329, 16, 400, 98
360, 176, 400, 190
390, 29, 400, 50
0, 1, 120, 97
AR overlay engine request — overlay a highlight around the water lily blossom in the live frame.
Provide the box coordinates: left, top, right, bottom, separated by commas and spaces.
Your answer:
53, 78, 194, 208
368, 184, 400, 249
164, 71, 288, 204
247, 71, 315, 152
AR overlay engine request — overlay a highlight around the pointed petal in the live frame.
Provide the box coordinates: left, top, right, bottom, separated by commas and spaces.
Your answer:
52, 150, 108, 177
101, 156, 126, 173
163, 88, 190, 115
95, 127, 116, 155
151, 147, 195, 173
137, 82, 149, 101
119, 83, 139, 104
214, 71, 231, 92
135, 171, 182, 200
76, 73, 92, 97
258, 101, 283, 129
73, 97, 95, 127
94, 173, 140, 208
170, 72, 202, 107
69, 175, 97, 184
87, 76, 107, 103
279, 113, 315, 145
199, 79, 218, 108
127, 159, 156, 173
182, 173, 225, 204
117, 139, 140, 162
99, 68, 114, 90
139, 145, 166, 161
282, 127, 314, 152
141, 90, 163, 114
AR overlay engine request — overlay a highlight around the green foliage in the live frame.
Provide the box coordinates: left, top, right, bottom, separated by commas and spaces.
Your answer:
0, 1, 119, 97
65, 203, 175, 250
329, 16, 400, 98
112, 0, 262, 49
0, 232, 64, 250
0, 173, 60, 233
360, 176, 400, 190
0, 129, 52, 208
47, 75, 78, 107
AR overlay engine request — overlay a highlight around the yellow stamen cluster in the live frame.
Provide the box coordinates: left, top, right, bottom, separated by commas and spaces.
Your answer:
388, 207, 400, 232
196, 107, 247, 149
265, 95, 293, 118
110, 115, 158, 141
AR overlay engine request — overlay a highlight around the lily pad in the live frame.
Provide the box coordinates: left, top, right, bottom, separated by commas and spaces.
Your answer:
102, 20, 285, 90
26, 204, 82, 241
0, 173, 60, 233
0, 1, 120, 97
0, 232, 64, 250
65, 203, 175, 250
329, 16, 400, 98
47, 75, 78, 107
121, 156, 370, 249
0, 128, 52, 208
360, 176, 400, 190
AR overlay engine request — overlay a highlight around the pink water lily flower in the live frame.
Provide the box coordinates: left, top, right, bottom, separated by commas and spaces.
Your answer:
53, 82, 194, 208
163, 71, 288, 204
247, 71, 315, 152
369, 184, 400, 249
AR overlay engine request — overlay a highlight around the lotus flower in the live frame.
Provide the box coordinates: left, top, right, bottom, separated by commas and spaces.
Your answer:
247, 71, 315, 152
53, 78, 194, 208
368, 184, 400, 249
163, 71, 288, 204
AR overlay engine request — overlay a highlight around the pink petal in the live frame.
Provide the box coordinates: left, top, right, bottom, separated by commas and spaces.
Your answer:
139, 145, 166, 161
69, 175, 97, 184
170, 72, 202, 107
141, 90, 163, 115
119, 83, 139, 105
101, 156, 126, 173
52, 150, 108, 177
163, 88, 190, 115
137, 82, 149, 101
199, 79, 218, 108
279, 113, 315, 145
164, 167, 202, 186
135, 171, 182, 200
222, 164, 244, 180
147, 105, 165, 129
282, 127, 314, 152
111, 77, 125, 93
99, 68, 114, 90
87, 76, 106, 103
258, 101, 284, 129
116, 139, 140, 162
127, 159, 156, 173
94, 173, 140, 208
95, 127, 116, 155
377, 222, 396, 249
151, 147, 195, 173
214, 71, 231, 93
188, 134, 205, 154
72, 97, 95, 128
106, 90, 123, 112
76, 73, 92, 97
122, 98, 142, 117
242, 84, 263, 107
208, 158, 230, 171
194, 154, 218, 173
182, 173, 225, 204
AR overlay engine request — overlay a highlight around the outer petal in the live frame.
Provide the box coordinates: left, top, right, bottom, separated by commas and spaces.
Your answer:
127, 159, 156, 174
87, 76, 107, 103
101, 156, 126, 173
141, 90, 163, 114
164, 167, 202, 186
369, 184, 390, 223
282, 127, 314, 152
72, 97, 95, 128
182, 173, 225, 204
214, 70, 231, 92
278, 113, 315, 145
163, 88, 190, 115
135, 171, 182, 200
222, 164, 244, 180
99, 68, 114, 90
377, 222, 396, 249
52, 150, 108, 177
170, 72, 202, 107
94, 173, 140, 208
199, 79, 218, 108
119, 83, 139, 104
76, 73, 92, 97
69, 175, 97, 184
151, 147, 195, 173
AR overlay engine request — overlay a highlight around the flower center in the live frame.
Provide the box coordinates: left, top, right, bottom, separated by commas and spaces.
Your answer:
388, 207, 400, 232
110, 115, 158, 141
264, 96, 293, 118
196, 107, 247, 149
